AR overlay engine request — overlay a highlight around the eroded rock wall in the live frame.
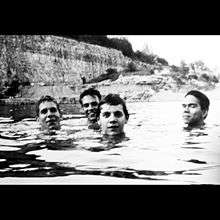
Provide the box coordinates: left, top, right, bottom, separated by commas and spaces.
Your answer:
0, 35, 148, 87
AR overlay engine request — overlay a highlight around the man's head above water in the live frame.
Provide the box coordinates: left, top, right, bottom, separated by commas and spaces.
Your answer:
97, 93, 129, 137
36, 95, 61, 132
79, 88, 101, 128
182, 90, 210, 129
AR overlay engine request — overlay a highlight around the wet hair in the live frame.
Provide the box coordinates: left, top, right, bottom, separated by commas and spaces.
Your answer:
79, 88, 102, 106
97, 93, 129, 120
36, 95, 61, 116
185, 90, 210, 112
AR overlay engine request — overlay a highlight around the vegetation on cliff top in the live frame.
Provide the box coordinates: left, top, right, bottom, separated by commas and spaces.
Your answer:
59, 35, 169, 66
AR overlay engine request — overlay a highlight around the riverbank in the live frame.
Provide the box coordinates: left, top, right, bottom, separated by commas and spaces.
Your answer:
0, 78, 218, 105
83, 72, 219, 102
1, 69, 219, 106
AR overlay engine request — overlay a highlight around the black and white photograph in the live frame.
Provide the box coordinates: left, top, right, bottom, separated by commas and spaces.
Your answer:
0, 35, 219, 185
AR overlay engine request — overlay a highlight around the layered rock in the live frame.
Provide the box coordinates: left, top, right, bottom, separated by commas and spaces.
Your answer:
0, 35, 149, 86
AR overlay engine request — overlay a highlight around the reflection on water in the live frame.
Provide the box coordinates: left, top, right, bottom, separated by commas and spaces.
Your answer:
0, 100, 220, 184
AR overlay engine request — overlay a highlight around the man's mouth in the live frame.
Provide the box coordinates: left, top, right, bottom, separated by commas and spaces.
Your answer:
108, 125, 119, 130
89, 113, 96, 117
183, 115, 190, 119
87, 111, 97, 119
46, 117, 58, 126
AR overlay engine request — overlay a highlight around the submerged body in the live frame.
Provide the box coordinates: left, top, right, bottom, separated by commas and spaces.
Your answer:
0, 100, 219, 184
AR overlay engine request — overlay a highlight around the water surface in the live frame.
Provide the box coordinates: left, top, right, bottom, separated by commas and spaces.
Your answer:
0, 100, 219, 185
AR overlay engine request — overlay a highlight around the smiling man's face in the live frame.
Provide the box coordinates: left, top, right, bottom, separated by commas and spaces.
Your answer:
81, 95, 100, 124
98, 104, 127, 136
37, 101, 61, 131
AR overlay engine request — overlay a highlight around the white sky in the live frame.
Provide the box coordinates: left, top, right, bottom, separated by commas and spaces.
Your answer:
108, 35, 220, 72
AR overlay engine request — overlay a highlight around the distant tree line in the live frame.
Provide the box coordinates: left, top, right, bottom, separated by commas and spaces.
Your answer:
57, 35, 169, 66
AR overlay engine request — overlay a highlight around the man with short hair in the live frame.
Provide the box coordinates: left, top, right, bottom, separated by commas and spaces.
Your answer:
97, 93, 129, 138
36, 95, 62, 133
79, 88, 101, 130
182, 90, 210, 129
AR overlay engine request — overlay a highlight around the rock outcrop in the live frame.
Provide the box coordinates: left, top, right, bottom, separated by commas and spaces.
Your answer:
0, 35, 149, 86
0, 35, 151, 99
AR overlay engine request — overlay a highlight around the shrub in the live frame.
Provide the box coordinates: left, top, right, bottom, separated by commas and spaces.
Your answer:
134, 51, 156, 65
65, 35, 135, 58
171, 65, 180, 72
212, 75, 219, 83
126, 62, 137, 72
106, 68, 117, 75
188, 74, 198, 80
108, 37, 134, 58
156, 57, 169, 66
200, 73, 210, 82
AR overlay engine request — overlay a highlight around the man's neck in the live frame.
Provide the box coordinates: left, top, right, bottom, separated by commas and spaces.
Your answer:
184, 121, 205, 130
88, 121, 100, 130
102, 132, 126, 141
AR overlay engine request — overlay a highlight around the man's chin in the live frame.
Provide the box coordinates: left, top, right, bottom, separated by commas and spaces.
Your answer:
105, 130, 122, 136
103, 132, 125, 140
183, 118, 191, 125
47, 123, 61, 131
88, 118, 97, 123
49, 126, 60, 131
183, 119, 188, 123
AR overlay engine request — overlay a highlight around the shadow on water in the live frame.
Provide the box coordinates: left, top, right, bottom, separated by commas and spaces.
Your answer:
0, 147, 170, 180
0, 143, 209, 181
182, 126, 209, 149
85, 135, 130, 152
185, 159, 207, 164
0, 139, 82, 178
0, 127, 213, 181
44, 139, 79, 151
0, 102, 36, 122
0, 135, 175, 180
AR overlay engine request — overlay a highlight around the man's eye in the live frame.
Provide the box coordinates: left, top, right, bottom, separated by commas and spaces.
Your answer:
91, 102, 98, 107
83, 103, 89, 108
182, 104, 186, 108
189, 104, 197, 108
103, 112, 111, 118
114, 111, 123, 118
50, 107, 57, 113
40, 109, 48, 114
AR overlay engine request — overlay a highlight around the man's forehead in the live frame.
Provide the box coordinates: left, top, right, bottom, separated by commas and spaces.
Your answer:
183, 95, 200, 104
82, 95, 99, 103
100, 104, 123, 112
39, 101, 57, 109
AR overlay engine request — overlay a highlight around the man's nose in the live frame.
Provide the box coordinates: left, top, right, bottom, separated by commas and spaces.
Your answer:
47, 109, 55, 116
87, 104, 93, 110
109, 114, 117, 122
184, 105, 189, 112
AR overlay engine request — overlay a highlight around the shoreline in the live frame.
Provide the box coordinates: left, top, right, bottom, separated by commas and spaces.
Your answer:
1, 74, 219, 105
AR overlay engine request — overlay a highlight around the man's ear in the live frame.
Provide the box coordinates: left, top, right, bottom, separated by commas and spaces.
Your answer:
202, 109, 208, 119
59, 112, 63, 120
97, 117, 101, 126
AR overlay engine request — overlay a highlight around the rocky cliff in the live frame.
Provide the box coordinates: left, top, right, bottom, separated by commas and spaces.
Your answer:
0, 35, 148, 86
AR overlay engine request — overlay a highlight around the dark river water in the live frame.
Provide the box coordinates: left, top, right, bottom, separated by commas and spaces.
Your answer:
0, 99, 219, 184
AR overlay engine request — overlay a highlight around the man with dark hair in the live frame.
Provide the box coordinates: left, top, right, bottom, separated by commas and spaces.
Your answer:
182, 90, 210, 129
97, 93, 129, 138
79, 88, 101, 130
36, 95, 62, 132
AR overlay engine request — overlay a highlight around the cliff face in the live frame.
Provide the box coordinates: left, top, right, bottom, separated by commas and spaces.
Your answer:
0, 35, 148, 87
